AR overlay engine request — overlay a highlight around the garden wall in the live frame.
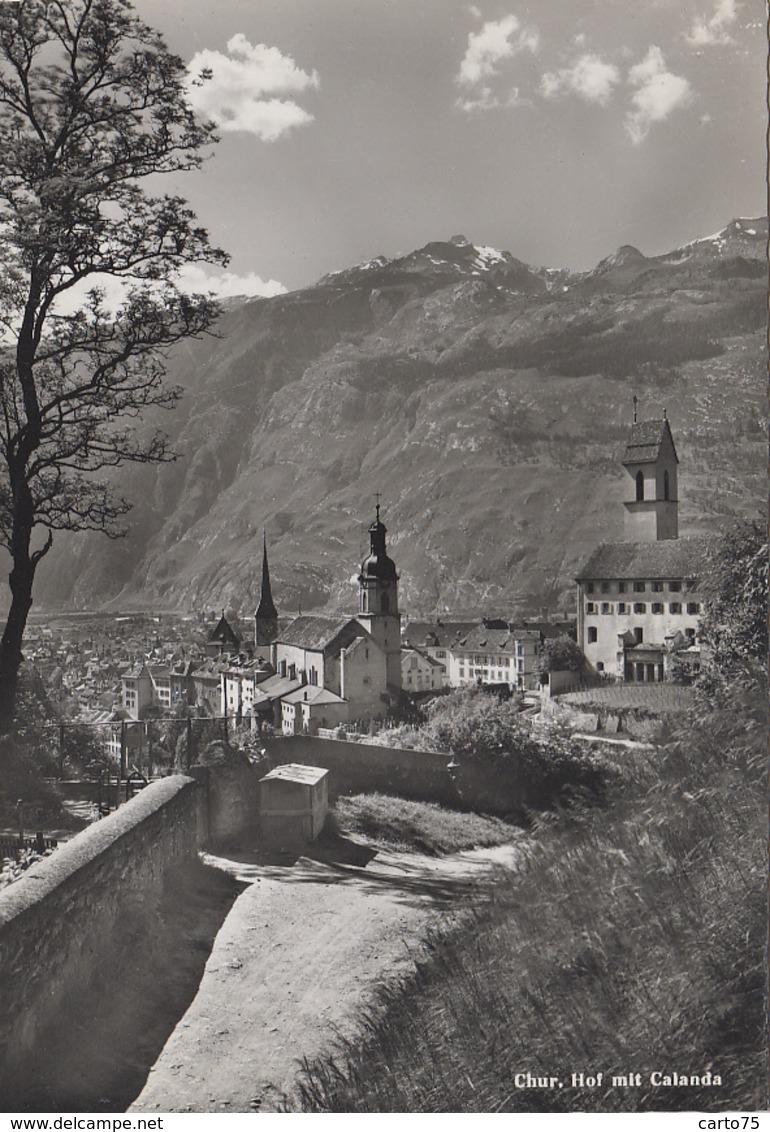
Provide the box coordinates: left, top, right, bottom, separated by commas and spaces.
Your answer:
264, 735, 459, 806
0, 776, 198, 1105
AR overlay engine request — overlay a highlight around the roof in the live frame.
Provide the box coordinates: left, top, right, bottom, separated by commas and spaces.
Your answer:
277, 615, 360, 651
622, 418, 678, 466
251, 675, 302, 706
401, 646, 445, 669
402, 620, 479, 648
455, 624, 516, 653
260, 763, 328, 786
576, 537, 713, 582
282, 685, 346, 706
208, 615, 240, 647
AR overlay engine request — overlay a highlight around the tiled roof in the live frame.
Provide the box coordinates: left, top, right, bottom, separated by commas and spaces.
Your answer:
455, 624, 516, 653
252, 675, 302, 705
402, 620, 479, 648
401, 646, 445, 669
576, 537, 713, 582
282, 685, 346, 706
277, 615, 359, 651
622, 418, 678, 466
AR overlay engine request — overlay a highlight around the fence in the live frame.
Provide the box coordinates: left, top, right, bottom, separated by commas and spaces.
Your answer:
0, 834, 58, 860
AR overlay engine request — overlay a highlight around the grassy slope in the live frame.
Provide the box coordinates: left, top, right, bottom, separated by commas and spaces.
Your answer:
332, 793, 521, 856
294, 682, 766, 1113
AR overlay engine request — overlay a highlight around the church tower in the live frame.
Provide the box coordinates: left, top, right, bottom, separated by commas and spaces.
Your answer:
357, 503, 402, 691
622, 408, 679, 542
254, 534, 279, 647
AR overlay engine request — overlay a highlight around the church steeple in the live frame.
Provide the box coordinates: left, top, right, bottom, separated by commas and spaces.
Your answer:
356, 499, 402, 691
255, 533, 278, 646
622, 412, 679, 542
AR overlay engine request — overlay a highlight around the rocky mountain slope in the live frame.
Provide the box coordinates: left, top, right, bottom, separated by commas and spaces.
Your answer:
34, 218, 767, 619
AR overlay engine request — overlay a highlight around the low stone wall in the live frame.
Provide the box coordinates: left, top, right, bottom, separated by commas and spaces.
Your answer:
0, 776, 198, 1105
264, 735, 459, 806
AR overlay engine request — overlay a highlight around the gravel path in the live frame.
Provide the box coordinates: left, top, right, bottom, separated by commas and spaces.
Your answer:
130, 843, 519, 1114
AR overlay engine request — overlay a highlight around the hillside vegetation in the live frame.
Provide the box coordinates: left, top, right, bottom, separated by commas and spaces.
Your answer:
33, 219, 766, 618
293, 675, 766, 1112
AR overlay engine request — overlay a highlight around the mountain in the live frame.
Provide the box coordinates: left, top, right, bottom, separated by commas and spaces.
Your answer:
33, 217, 767, 620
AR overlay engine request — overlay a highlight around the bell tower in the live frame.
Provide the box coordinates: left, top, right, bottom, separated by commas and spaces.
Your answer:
357, 501, 402, 691
255, 533, 279, 647
622, 406, 679, 542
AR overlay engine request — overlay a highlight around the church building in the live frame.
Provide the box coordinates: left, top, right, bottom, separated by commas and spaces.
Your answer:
576, 414, 710, 682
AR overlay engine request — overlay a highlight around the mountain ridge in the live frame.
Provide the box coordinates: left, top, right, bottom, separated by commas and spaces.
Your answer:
30, 215, 767, 620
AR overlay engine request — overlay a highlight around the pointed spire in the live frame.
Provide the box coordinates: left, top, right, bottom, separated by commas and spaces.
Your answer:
256, 533, 278, 621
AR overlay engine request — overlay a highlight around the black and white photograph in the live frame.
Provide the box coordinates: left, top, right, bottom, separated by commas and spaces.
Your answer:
0, 0, 765, 1117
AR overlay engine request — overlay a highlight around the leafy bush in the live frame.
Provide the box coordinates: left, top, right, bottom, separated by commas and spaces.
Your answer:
0, 846, 54, 889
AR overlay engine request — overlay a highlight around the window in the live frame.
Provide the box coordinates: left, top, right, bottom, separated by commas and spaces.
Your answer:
436, 649, 446, 658
633, 602, 645, 614
600, 581, 609, 593
685, 628, 696, 640
651, 582, 663, 592
381, 593, 390, 613
585, 582, 595, 594
596, 662, 604, 672
651, 603, 663, 614
618, 582, 626, 593
289, 664, 296, 680
600, 602, 611, 614
636, 470, 644, 501
686, 602, 700, 615
618, 602, 627, 614
669, 602, 682, 614
634, 627, 644, 644
664, 469, 670, 500
633, 581, 645, 593
669, 581, 682, 592
586, 602, 596, 614
588, 627, 598, 643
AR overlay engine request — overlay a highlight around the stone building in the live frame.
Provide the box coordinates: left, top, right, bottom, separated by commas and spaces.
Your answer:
576, 414, 710, 681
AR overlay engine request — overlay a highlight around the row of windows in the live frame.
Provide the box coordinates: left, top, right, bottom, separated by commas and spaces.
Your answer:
585, 580, 684, 595
458, 655, 512, 667
587, 626, 697, 644
586, 601, 699, 615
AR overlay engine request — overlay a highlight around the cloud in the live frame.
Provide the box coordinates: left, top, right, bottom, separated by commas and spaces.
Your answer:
625, 46, 692, 144
686, 0, 738, 46
51, 266, 287, 316
177, 265, 287, 299
186, 34, 319, 141
457, 14, 539, 89
540, 53, 620, 105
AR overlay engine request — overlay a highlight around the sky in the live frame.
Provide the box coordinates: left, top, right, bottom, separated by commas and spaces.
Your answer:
130, 0, 765, 298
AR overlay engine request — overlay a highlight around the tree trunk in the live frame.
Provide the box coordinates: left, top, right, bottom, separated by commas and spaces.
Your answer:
0, 552, 35, 733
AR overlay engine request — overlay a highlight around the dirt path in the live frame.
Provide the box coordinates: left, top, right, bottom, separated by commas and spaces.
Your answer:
129, 842, 519, 1114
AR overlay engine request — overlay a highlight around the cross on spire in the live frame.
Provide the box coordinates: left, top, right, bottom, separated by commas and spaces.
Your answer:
374, 491, 381, 522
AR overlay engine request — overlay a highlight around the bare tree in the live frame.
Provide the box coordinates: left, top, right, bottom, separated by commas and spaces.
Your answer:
0, 0, 227, 728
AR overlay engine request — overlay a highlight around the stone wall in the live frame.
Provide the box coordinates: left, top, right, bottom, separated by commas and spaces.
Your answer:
0, 776, 198, 1105
190, 755, 261, 847
264, 735, 459, 806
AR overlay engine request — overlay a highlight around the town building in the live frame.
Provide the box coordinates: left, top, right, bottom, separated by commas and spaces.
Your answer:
401, 646, 446, 693
576, 414, 710, 681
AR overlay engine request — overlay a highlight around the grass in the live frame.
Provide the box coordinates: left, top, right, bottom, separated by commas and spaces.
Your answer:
292, 680, 766, 1113
332, 793, 521, 856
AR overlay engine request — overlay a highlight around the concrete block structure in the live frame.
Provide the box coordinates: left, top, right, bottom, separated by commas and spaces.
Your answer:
258, 763, 329, 845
